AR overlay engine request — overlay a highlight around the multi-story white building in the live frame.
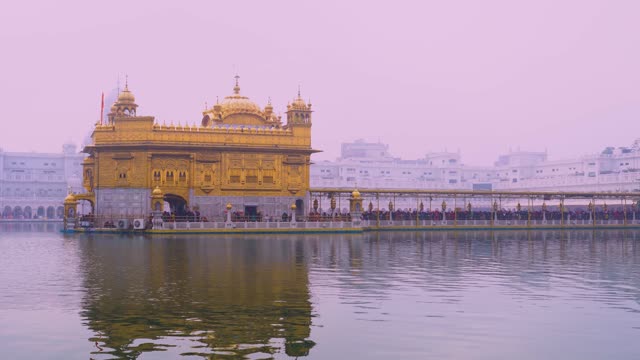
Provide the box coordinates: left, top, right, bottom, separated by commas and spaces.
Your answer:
0, 144, 85, 219
311, 139, 640, 193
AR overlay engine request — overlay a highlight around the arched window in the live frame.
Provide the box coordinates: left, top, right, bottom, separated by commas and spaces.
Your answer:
2, 206, 12, 218
13, 206, 23, 219
46, 206, 55, 219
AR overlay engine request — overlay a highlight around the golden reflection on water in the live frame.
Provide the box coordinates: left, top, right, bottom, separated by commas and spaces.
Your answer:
77, 235, 315, 359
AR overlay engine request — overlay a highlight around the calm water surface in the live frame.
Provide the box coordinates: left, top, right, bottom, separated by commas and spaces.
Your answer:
1, 224, 640, 359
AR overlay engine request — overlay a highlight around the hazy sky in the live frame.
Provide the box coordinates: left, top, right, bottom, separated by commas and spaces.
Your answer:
1, 0, 638, 165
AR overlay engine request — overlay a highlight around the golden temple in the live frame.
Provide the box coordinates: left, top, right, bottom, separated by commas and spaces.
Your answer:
77, 76, 318, 220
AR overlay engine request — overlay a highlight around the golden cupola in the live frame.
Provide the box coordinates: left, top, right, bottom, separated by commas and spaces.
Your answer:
107, 77, 138, 123
286, 87, 312, 127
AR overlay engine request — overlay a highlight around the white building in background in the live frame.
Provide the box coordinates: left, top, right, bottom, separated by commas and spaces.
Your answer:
311, 139, 640, 193
0, 144, 85, 219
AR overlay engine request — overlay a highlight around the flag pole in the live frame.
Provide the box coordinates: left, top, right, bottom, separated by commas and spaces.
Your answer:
100, 92, 104, 125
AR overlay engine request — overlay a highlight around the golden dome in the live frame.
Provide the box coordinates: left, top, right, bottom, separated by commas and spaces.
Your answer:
117, 88, 135, 103
64, 193, 76, 203
351, 189, 361, 198
290, 203, 297, 210
291, 97, 307, 109
219, 77, 262, 116
151, 186, 163, 196
289, 88, 309, 111
220, 93, 263, 115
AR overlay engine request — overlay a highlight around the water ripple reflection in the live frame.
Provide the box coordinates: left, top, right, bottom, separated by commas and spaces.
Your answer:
0, 227, 639, 359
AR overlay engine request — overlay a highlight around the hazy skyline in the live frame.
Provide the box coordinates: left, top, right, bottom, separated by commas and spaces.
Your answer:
1, 0, 638, 165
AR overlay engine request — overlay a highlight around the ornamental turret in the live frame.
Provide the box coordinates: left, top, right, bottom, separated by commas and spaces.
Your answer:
286, 87, 312, 127
107, 77, 138, 123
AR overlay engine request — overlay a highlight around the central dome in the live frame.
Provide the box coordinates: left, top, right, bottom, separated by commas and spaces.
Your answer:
220, 93, 262, 115
217, 75, 263, 116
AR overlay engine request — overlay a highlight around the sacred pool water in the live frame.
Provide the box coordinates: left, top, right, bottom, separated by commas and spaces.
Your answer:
1, 224, 639, 359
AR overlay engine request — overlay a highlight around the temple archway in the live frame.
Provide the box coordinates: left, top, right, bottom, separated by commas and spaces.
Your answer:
24, 206, 32, 219
13, 206, 23, 219
295, 199, 304, 217
56, 206, 64, 219
37, 206, 45, 219
164, 194, 188, 217
3, 206, 12, 218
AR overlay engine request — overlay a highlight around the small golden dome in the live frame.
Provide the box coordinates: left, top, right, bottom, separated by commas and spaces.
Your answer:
352, 189, 361, 198
290, 97, 308, 110
291, 203, 297, 210
226, 203, 233, 210
152, 186, 163, 196
64, 193, 76, 203
117, 88, 135, 103
110, 103, 118, 113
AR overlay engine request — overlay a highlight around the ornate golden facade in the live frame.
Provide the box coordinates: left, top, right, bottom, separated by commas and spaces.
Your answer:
80, 77, 317, 219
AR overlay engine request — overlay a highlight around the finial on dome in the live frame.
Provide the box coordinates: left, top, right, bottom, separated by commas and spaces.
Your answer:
233, 74, 240, 94
267, 96, 272, 105
297, 84, 301, 98
125, 74, 129, 91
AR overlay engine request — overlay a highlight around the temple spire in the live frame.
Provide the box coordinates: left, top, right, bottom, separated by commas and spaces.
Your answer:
233, 74, 240, 94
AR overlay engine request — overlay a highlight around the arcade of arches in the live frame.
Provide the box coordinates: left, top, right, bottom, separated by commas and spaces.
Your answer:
1, 205, 64, 219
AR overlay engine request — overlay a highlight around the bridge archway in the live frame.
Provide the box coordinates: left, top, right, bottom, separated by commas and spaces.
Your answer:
164, 194, 188, 217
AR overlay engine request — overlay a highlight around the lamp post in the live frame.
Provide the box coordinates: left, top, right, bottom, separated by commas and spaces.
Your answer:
441, 200, 447, 222
376, 193, 380, 228
388, 200, 394, 221
493, 200, 499, 223
225, 202, 233, 227
542, 201, 547, 222
330, 195, 336, 218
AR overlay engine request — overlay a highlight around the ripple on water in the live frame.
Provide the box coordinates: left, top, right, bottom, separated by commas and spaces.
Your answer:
1, 229, 640, 359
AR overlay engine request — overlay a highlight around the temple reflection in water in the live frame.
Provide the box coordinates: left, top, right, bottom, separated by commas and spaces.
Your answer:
77, 235, 315, 358
68, 229, 640, 359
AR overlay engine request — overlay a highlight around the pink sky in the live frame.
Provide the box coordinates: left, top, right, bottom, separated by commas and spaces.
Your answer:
0, 0, 638, 165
